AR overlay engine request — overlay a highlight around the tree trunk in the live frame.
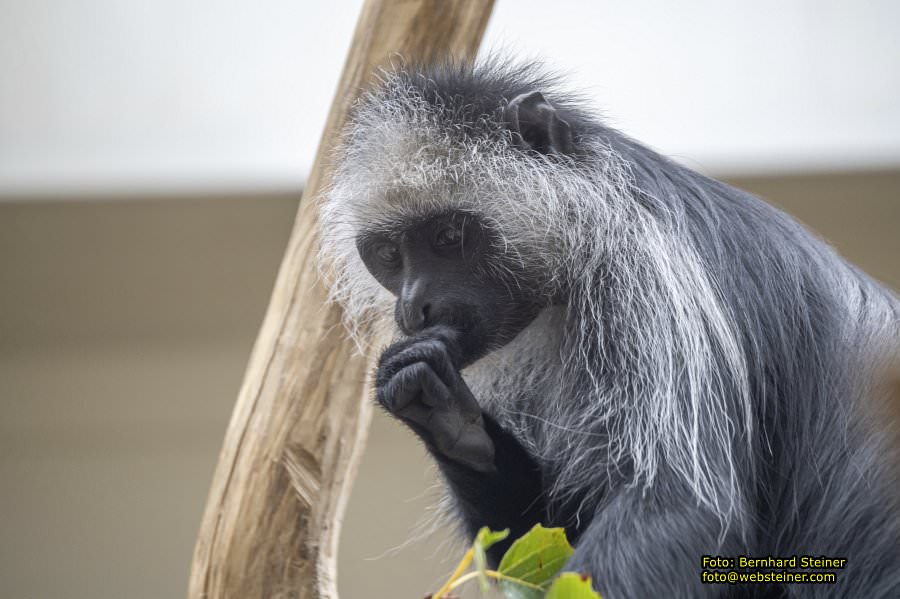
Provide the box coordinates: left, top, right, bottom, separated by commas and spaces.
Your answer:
188, 1, 494, 597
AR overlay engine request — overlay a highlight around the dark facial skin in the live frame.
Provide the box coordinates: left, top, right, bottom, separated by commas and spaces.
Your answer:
356, 212, 543, 470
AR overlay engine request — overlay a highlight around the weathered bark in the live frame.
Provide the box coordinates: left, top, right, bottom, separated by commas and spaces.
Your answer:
188, 1, 494, 597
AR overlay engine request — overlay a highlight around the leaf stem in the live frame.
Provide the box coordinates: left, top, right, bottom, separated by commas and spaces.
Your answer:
447, 569, 546, 593
432, 547, 474, 599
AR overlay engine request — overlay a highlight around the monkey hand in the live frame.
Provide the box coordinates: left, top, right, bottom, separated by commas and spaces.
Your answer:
375, 326, 495, 472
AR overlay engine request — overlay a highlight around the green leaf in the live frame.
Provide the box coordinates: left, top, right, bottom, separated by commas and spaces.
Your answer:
544, 572, 602, 599
475, 527, 510, 552
496, 525, 574, 599
473, 528, 510, 593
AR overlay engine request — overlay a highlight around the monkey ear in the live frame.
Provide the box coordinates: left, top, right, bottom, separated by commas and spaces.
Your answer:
504, 91, 574, 155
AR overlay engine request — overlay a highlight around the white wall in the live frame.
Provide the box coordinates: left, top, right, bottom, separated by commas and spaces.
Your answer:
2, 0, 899, 194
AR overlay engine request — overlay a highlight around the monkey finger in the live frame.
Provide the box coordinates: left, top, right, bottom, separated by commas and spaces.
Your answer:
445, 423, 496, 472
379, 361, 454, 413
376, 362, 427, 412
396, 404, 463, 455
379, 338, 458, 387
376, 335, 420, 375
453, 382, 483, 419
377, 325, 458, 367
400, 404, 494, 472
375, 334, 437, 386
422, 408, 468, 456
394, 402, 435, 431
415, 364, 453, 409
419, 324, 463, 352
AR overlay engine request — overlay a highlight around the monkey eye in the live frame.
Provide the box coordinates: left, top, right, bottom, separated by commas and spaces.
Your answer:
434, 224, 462, 248
373, 241, 400, 265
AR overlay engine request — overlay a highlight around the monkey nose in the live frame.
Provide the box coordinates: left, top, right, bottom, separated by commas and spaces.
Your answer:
400, 299, 430, 333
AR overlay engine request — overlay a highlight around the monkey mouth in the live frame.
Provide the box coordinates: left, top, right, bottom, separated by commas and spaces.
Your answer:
423, 317, 491, 368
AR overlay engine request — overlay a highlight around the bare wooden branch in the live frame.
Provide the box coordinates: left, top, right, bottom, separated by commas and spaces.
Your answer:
188, 1, 494, 597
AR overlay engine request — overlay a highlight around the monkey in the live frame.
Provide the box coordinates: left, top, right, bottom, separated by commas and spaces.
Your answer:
318, 59, 900, 597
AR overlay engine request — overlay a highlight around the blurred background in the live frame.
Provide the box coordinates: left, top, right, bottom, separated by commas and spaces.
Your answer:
1, 1, 898, 598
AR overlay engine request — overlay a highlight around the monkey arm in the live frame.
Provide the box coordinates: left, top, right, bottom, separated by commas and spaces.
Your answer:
375, 329, 547, 561
430, 411, 547, 564
566, 481, 751, 599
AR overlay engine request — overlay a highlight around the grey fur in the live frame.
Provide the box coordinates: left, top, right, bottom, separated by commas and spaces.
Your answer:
318, 59, 900, 597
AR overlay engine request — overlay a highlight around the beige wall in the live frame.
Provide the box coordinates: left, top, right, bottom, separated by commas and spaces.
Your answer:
1, 172, 898, 598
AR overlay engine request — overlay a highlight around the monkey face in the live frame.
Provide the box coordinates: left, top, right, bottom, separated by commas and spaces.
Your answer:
355, 211, 544, 366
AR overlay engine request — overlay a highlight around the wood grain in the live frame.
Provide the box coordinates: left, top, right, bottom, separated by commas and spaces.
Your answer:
187, 1, 494, 597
